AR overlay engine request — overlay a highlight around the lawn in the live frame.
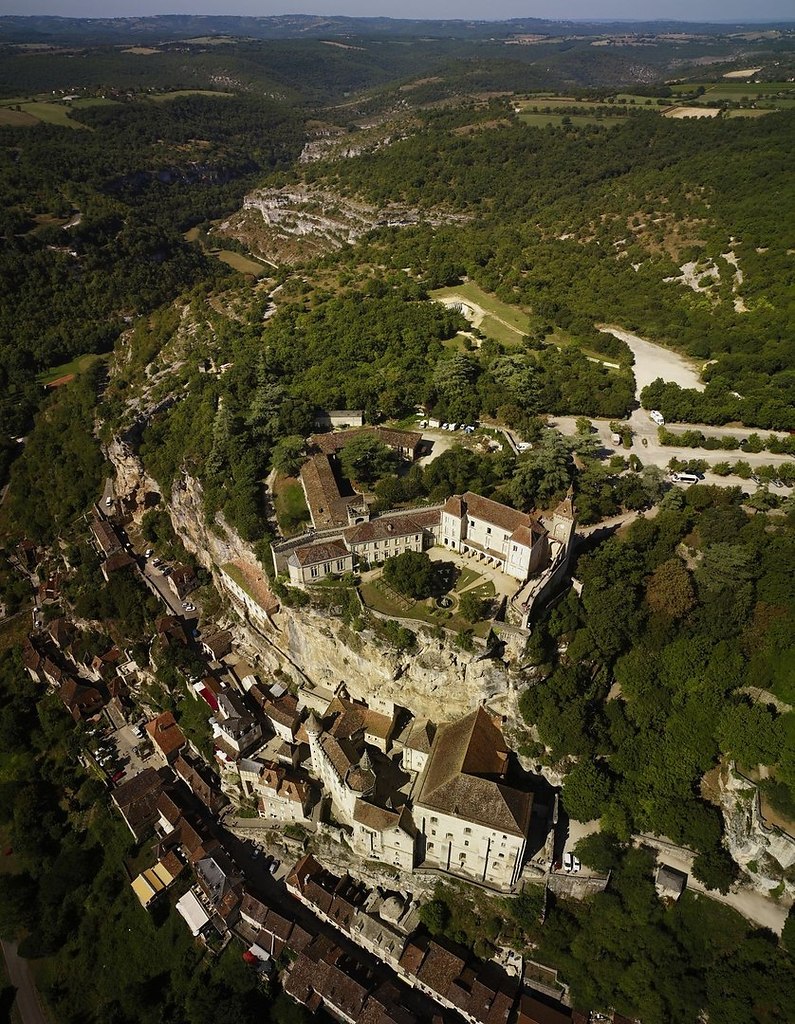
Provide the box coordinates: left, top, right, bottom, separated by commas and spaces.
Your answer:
36, 352, 106, 386
360, 576, 492, 637
273, 475, 311, 536
430, 281, 530, 348
214, 250, 270, 277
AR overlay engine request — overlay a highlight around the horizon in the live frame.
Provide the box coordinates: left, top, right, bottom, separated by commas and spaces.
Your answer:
2, 5, 794, 27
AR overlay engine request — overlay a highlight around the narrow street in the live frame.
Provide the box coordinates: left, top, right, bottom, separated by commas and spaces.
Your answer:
1, 940, 48, 1024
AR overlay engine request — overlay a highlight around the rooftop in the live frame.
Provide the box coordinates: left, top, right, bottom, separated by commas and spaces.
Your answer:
416, 707, 532, 836
311, 426, 422, 457
288, 539, 350, 568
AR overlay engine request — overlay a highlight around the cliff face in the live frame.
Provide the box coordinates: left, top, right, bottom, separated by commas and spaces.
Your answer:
275, 604, 509, 720
719, 766, 795, 899
106, 441, 507, 716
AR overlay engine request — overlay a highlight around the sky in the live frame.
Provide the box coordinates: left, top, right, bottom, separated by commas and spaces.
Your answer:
1, 0, 793, 21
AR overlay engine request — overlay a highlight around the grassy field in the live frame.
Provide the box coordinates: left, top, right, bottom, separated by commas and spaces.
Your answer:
0, 107, 38, 127
430, 281, 530, 347
669, 81, 795, 108
18, 101, 85, 129
36, 352, 106, 386
149, 90, 233, 102
273, 476, 310, 536
213, 250, 270, 276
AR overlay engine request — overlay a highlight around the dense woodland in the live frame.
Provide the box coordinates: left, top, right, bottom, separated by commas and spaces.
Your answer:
2, 20, 795, 1024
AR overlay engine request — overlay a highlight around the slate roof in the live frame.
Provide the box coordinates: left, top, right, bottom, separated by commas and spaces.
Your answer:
311, 426, 422, 456
289, 539, 350, 568
344, 510, 439, 546
443, 492, 547, 544
300, 453, 359, 528
416, 707, 532, 836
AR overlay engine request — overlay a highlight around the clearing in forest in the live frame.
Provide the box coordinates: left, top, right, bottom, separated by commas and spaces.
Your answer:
430, 283, 529, 346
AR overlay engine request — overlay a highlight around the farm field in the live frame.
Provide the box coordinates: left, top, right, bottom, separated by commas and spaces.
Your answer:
669, 80, 795, 107
518, 112, 624, 128
0, 107, 38, 126
430, 282, 530, 347
17, 100, 85, 128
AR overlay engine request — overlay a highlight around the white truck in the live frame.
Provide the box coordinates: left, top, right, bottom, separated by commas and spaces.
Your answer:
650, 410, 665, 427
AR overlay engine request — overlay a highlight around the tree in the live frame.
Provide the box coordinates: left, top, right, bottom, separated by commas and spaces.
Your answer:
271, 435, 306, 477
691, 846, 738, 894
339, 434, 398, 486
383, 550, 437, 599
419, 899, 450, 935
459, 591, 487, 622
645, 558, 695, 620
574, 832, 623, 874
562, 760, 614, 822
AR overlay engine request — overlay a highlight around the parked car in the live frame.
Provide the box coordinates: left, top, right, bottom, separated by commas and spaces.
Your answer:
269, 859, 280, 875
572, 857, 582, 873
104, 496, 113, 507
563, 852, 573, 872
145, 548, 154, 558
649, 409, 665, 426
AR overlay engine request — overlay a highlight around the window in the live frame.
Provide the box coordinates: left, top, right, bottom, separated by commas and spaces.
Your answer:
498, 853, 505, 859
464, 840, 469, 847
336, 559, 345, 571
512, 544, 517, 552
464, 827, 471, 835
446, 833, 453, 839
428, 842, 435, 851
431, 830, 437, 836
430, 816, 438, 824
310, 566, 319, 578
486, 527, 491, 535
469, 519, 475, 527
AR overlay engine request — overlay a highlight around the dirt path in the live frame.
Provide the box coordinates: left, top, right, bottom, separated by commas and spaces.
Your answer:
598, 325, 705, 398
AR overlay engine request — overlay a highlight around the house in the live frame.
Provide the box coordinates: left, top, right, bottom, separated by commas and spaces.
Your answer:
283, 934, 371, 1023
395, 717, 436, 775
311, 426, 423, 462
58, 677, 105, 722
195, 850, 243, 924
306, 711, 374, 823
111, 768, 168, 841
352, 802, 416, 872
324, 694, 396, 754
21, 638, 45, 682
90, 516, 124, 557
174, 754, 227, 815
131, 849, 184, 909
287, 539, 354, 585
220, 561, 279, 630
47, 617, 73, 651
655, 863, 687, 901
145, 711, 187, 767
440, 492, 549, 582
201, 631, 233, 661
101, 551, 135, 581
248, 761, 313, 823
175, 889, 212, 937
343, 509, 439, 565
299, 453, 366, 529
168, 564, 198, 600
156, 614, 188, 648
213, 691, 262, 758
516, 994, 575, 1024
414, 707, 533, 890
255, 686, 302, 742
314, 409, 365, 430
398, 934, 518, 1024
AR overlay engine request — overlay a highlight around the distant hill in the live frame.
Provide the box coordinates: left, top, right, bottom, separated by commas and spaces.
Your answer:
1, 14, 793, 44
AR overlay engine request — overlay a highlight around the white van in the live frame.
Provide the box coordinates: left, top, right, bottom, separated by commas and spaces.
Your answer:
649, 410, 665, 426
672, 472, 700, 484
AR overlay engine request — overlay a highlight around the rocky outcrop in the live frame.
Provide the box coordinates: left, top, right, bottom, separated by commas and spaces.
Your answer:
272, 604, 509, 721
719, 765, 795, 898
220, 184, 469, 265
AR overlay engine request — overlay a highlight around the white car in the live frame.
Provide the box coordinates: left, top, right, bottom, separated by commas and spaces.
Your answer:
572, 857, 582, 873
145, 548, 154, 558
649, 409, 665, 426
104, 496, 113, 507
563, 852, 573, 872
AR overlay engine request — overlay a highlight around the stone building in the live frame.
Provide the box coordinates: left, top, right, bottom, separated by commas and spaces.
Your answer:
413, 707, 532, 890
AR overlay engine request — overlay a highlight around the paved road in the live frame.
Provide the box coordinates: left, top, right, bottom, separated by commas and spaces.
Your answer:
1, 940, 47, 1024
